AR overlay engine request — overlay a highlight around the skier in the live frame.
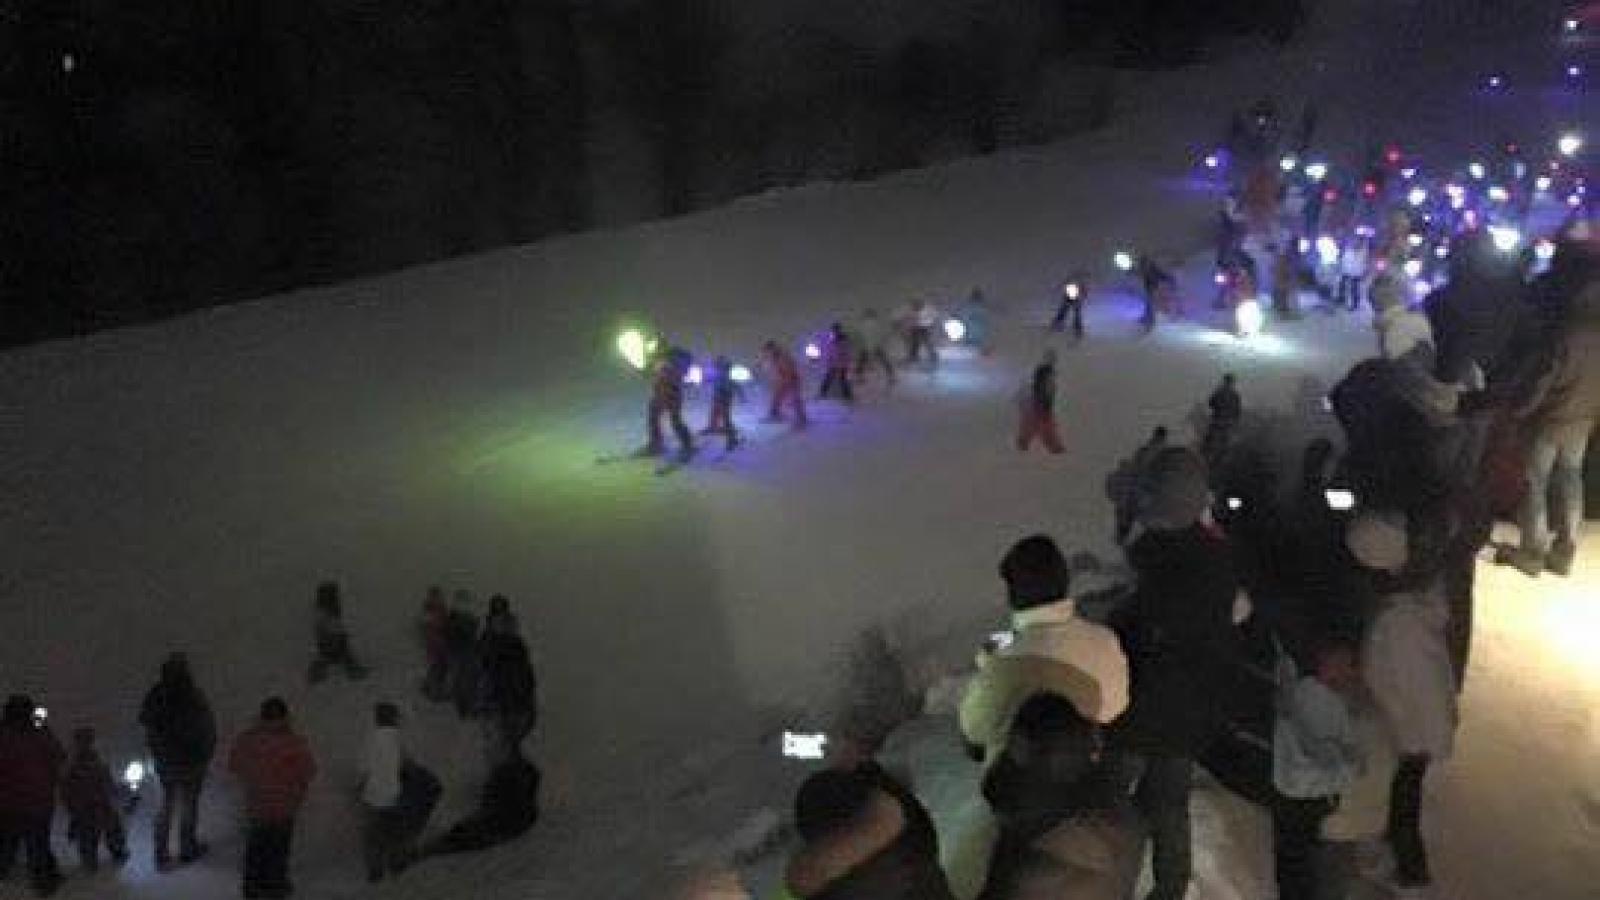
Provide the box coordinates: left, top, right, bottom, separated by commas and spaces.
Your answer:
1016, 350, 1065, 454
700, 356, 744, 451
955, 288, 995, 355
818, 323, 855, 404
62, 726, 129, 872
1202, 375, 1243, 472
228, 697, 316, 900
853, 309, 897, 387
1138, 256, 1178, 329
1337, 235, 1371, 311
1050, 276, 1088, 338
138, 652, 216, 871
0, 695, 64, 897
645, 343, 695, 461
308, 580, 368, 683
904, 300, 941, 368
763, 340, 808, 428
417, 588, 451, 702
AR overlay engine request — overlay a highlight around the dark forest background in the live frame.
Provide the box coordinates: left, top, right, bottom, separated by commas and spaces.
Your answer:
0, 0, 1304, 346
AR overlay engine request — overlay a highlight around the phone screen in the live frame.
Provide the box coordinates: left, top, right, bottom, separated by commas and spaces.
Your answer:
781, 731, 828, 760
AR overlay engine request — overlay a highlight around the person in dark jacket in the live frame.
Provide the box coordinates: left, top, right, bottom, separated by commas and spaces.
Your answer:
418, 588, 451, 702
1202, 375, 1243, 472
1017, 350, 1064, 454
309, 581, 368, 683
818, 323, 856, 404
777, 763, 953, 900
980, 694, 1140, 900
1051, 276, 1089, 337
478, 630, 538, 762
0, 695, 64, 896
1424, 229, 1526, 387
1110, 447, 1240, 900
61, 726, 128, 871
422, 751, 540, 857
1112, 427, 1169, 545
700, 356, 745, 451
139, 653, 216, 870
445, 591, 482, 718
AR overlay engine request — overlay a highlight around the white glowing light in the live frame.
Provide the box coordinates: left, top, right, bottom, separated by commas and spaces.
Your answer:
1305, 162, 1328, 181
617, 329, 651, 371
1408, 187, 1428, 207
1204, 153, 1221, 169
1564, 18, 1580, 33
1235, 298, 1265, 337
730, 364, 753, 384
684, 364, 703, 385
1488, 185, 1511, 203
1297, 237, 1311, 253
1434, 244, 1450, 259
1468, 162, 1487, 180
1279, 155, 1299, 173
804, 341, 822, 360
1400, 167, 1418, 180
943, 318, 967, 343
1488, 225, 1523, 252
1403, 259, 1424, 278
1214, 270, 1229, 286
1412, 279, 1432, 300
1407, 233, 1425, 248
1324, 488, 1356, 511
782, 731, 828, 760
1226, 496, 1244, 511
1065, 282, 1081, 300
1445, 183, 1466, 198
1534, 239, 1556, 262
1536, 175, 1553, 192
1570, 194, 1585, 208
1316, 236, 1340, 266
62, 54, 76, 74
124, 761, 146, 789
1567, 64, 1584, 79
1487, 75, 1504, 89
1558, 133, 1584, 157
1113, 251, 1135, 272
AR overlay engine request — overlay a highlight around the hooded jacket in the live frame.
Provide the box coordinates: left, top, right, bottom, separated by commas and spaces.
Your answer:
139, 669, 217, 774
229, 720, 316, 823
0, 721, 65, 820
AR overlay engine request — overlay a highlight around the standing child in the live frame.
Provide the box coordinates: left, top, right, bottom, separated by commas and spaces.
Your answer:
309, 581, 368, 683
700, 356, 743, 451
762, 341, 808, 429
818, 323, 855, 404
62, 727, 129, 871
1016, 350, 1065, 454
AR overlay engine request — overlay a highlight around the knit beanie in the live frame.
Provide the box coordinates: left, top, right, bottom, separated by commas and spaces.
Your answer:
1000, 535, 1071, 611
1345, 509, 1409, 573
1140, 447, 1211, 531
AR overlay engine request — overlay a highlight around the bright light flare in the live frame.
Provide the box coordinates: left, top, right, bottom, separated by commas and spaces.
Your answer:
1468, 162, 1487, 180
1488, 185, 1511, 203
804, 341, 822, 360
1324, 488, 1356, 511
1558, 133, 1584, 157
1064, 282, 1082, 300
1204, 152, 1221, 169
1305, 162, 1328, 181
1407, 187, 1428, 207
1113, 250, 1135, 272
782, 731, 829, 760
1534, 239, 1557, 262
1235, 298, 1265, 337
1316, 236, 1340, 266
1279, 154, 1299, 172
684, 364, 704, 385
730, 364, 753, 384
1488, 224, 1523, 252
1400, 167, 1418, 180
1403, 259, 1424, 278
1536, 175, 1554, 192
616, 329, 652, 371
1214, 270, 1229, 286
1567, 64, 1584, 79
124, 761, 146, 790
1407, 233, 1425, 248
1564, 18, 1580, 34
1486, 74, 1504, 89
943, 318, 967, 342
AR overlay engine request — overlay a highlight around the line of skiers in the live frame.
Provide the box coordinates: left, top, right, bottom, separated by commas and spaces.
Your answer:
1, 583, 542, 898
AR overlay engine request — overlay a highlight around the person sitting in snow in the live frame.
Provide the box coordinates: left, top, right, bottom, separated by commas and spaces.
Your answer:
309, 580, 368, 683
61, 726, 129, 872
763, 341, 808, 429
774, 763, 953, 900
818, 323, 856, 404
978, 693, 1141, 900
422, 751, 540, 857
700, 356, 744, 451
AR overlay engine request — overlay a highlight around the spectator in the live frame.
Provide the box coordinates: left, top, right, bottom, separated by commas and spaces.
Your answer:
478, 628, 538, 761
139, 652, 216, 870
229, 698, 316, 900
1112, 426, 1170, 545
61, 726, 129, 871
1110, 447, 1240, 900
483, 594, 520, 639
775, 764, 953, 900
0, 695, 64, 896
360, 703, 409, 883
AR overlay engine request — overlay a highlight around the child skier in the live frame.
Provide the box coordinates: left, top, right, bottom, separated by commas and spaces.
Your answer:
854, 308, 897, 386
1050, 275, 1088, 337
700, 356, 743, 451
309, 581, 368, 683
762, 341, 808, 428
817, 323, 855, 403
1016, 350, 1065, 454
645, 343, 695, 461
62, 726, 129, 871
904, 299, 941, 368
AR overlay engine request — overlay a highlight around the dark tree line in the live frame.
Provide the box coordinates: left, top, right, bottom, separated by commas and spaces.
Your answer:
1, 0, 1303, 346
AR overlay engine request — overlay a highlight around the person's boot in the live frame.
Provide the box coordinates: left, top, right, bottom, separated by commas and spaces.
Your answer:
1494, 545, 1545, 578
1546, 539, 1576, 577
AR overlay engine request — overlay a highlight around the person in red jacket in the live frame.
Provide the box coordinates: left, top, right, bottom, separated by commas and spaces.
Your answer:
645, 345, 696, 461
229, 698, 316, 900
0, 694, 64, 896
1016, 349, 1065, 454
763, 340, 808, 428
61, 726, 128, 871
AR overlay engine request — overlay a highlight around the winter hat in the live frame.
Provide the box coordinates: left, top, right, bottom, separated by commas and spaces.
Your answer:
1000, 535, 1071, 610
2, 694, 36, 726
1367, 273, 1403, 313
1345, 510, 1409, 573
1140, 447, 1211, 531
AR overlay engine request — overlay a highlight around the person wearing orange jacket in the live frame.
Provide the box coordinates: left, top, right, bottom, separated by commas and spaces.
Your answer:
763, 340, 808, 428
229, 698, 316, 900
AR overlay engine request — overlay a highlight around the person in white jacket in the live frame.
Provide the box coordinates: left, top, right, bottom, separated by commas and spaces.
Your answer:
361, 703, 407, 883
1345, 510, 1458, 898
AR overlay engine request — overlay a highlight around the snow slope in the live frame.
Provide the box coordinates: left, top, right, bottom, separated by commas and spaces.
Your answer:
2, 0, 1595, 897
